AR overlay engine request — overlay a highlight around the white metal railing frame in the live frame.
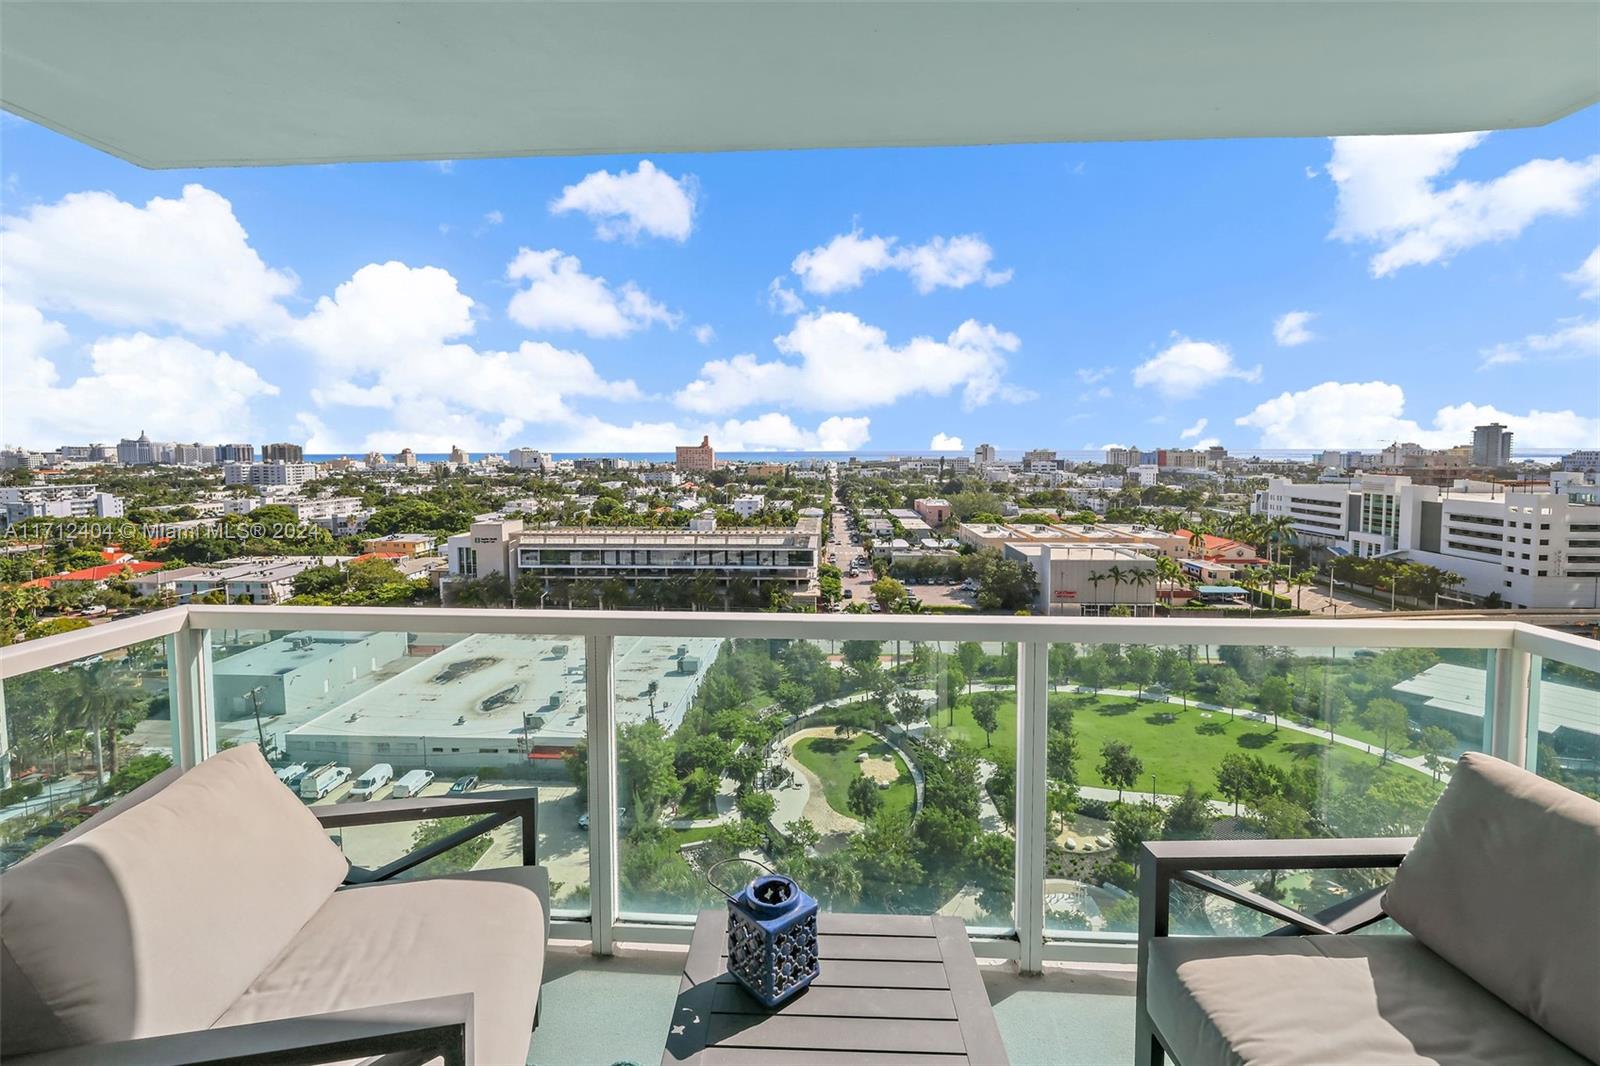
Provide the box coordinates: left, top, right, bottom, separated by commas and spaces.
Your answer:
2, 605, 1596, 969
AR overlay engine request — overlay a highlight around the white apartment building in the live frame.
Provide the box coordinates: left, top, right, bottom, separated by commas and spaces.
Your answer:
224, 461, 322, 489
641, 470, 682, 487
1255, 475, 1600, 608
444, 516, 821, 605
973, 443, 998, 465
1128, 464, 1159, 487
731, 494, 767, 518
0, 484, 124, 527
131, 556, 346, 604
1561, 450, 1600, 475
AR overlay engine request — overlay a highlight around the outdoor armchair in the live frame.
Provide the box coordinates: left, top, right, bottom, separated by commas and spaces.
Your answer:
1135, 752, 1600, 1066
0, 745, 547, 1065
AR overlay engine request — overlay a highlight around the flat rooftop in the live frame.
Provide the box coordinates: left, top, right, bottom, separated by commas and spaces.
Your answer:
1394, 662, 1600, 739
288, 633, 723, 747
512, 527, 816, 548
212, 631, 397, 678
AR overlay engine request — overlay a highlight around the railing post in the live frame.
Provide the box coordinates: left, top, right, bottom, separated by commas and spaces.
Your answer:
166, 621, 215, 769
1014, 641, 1049, 975
1523, 655, 1544, 773
1488, 647, 1532, 766
586, 633, 618, 956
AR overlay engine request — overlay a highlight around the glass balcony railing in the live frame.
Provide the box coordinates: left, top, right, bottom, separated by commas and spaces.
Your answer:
1, 605, 1595, 969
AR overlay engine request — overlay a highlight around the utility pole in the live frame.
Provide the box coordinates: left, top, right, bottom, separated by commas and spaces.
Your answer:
247, 686, 267, 752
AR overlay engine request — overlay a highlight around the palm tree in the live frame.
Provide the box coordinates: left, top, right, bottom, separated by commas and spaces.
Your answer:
1187, 528, 1207, 557
1264, 516, 1296, 565
1087, 570, 1110, 611
1106, 565, 1127, 609
1288, 570, 1315, 609
1126, 567, 1154, 614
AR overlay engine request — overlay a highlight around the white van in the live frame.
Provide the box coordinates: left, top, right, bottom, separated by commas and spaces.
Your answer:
299, 763, 352, 800
350, 763, 394, 800
391, 769, 435, 798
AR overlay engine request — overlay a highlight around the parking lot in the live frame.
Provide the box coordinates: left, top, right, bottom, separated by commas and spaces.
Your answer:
827, 493, 977, 611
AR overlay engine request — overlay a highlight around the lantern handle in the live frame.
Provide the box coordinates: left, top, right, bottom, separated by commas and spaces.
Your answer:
705, 857, 775, 903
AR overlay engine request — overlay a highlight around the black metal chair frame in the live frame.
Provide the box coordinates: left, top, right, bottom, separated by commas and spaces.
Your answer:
1135, 835, 1415, 1066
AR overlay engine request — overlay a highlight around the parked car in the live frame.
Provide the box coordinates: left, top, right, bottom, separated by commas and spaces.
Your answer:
391, 769, 435, 798
349, 763, 394, 800
843, 589, 853, 599
299, 763, 352, 800
577, 807, 628, 831
447, 774, 480, 796
275, 763, 309, 789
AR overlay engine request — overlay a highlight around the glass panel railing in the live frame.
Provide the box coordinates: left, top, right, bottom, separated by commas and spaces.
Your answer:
1, 638, 177, 870
1527, 656, 1600, 801
614, 637, 1017, 930
204, 628, 588, 915
1041, 643, 1492, 937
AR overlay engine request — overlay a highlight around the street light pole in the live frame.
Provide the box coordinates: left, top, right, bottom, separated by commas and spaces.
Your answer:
247, 686, 267, 752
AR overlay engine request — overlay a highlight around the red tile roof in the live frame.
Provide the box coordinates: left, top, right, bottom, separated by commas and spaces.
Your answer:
23, 561, 164, 588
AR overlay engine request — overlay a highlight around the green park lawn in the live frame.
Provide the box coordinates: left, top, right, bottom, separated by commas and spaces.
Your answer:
793, 733, 916, 820
940, 689, 1019, 753
942, 690, 1427, 799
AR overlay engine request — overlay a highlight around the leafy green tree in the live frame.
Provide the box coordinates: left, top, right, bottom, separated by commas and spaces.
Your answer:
870, 575, 907, 611
1363, 698, 1411, 762
970, 691, 1000, 748
892, 689, 927, 738
1098, 739, 1143, 803
942, 665, 967, 726
737, 788, 776, 824
618, 720, 679, 816
1168, 659, 1195, 711
1046, 722, 1078, 783
1126, 647, 1156, 701
847, 775, 884, 820
842, 640, 883, 674
1419, 726, 1455, 780
957, 643, 985, 692
1163, 783, 1215, 840
1258, 676, 1291, 732
1210, 666, 1245, 720
409, 817, 494, 877
1110, 801, 1165, 860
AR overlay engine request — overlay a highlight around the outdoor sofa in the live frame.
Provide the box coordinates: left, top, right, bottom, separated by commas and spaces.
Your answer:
0, 744, 547, 1065
1136, 751, 1600, 1065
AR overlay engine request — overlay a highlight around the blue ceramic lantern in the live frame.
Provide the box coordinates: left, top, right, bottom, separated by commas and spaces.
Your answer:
713, 862, 819, 1007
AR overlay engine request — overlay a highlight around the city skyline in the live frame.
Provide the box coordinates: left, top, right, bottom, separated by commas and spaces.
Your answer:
3, 106, 1598, 454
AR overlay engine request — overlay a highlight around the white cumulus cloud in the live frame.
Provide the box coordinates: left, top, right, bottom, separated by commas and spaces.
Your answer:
767, 277, 805, 315
693, 324, 717, 345
1326, 133, 1600, 277
0, 184, 296, 335
1235, 380, 1600, 449
505, 248, 679, 337
1273, 311, 1317, 347
1478, 317, 1599, 370
3, 309, 279, 445
550, 160, 696, 242
1567, 245, 1600, 300
790, 228, 1011, 295
675, 311, 1029, 414
1179, 417, 1209, 440
1131, 338, 1261, 399
929, 433, 964, 451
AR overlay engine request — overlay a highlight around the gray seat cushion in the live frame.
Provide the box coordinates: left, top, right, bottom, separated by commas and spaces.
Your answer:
0, 746, 349, 1057
1383, 752, 1600, 1061
1147, 935, 1588, 1066
213, 865, 546, 1066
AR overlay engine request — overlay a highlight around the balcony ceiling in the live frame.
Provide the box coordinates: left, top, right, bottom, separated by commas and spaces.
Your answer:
2, 1, 1598, 169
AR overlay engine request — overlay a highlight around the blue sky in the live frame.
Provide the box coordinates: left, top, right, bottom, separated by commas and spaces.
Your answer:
3, 105, 1597, 455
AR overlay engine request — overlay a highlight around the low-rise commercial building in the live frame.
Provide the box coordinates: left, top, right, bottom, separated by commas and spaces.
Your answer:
1004, 543, 1158, 615
212, 630, 410, 724
913, 498, 952, 527
444, 515, 821, 605
361, 533, 439, 557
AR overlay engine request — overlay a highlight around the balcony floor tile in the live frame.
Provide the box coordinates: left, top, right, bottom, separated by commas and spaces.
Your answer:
528, 943, 1135, 1065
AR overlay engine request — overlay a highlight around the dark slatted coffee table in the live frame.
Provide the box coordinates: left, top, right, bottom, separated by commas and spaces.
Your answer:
663, 910, 1009, 1065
